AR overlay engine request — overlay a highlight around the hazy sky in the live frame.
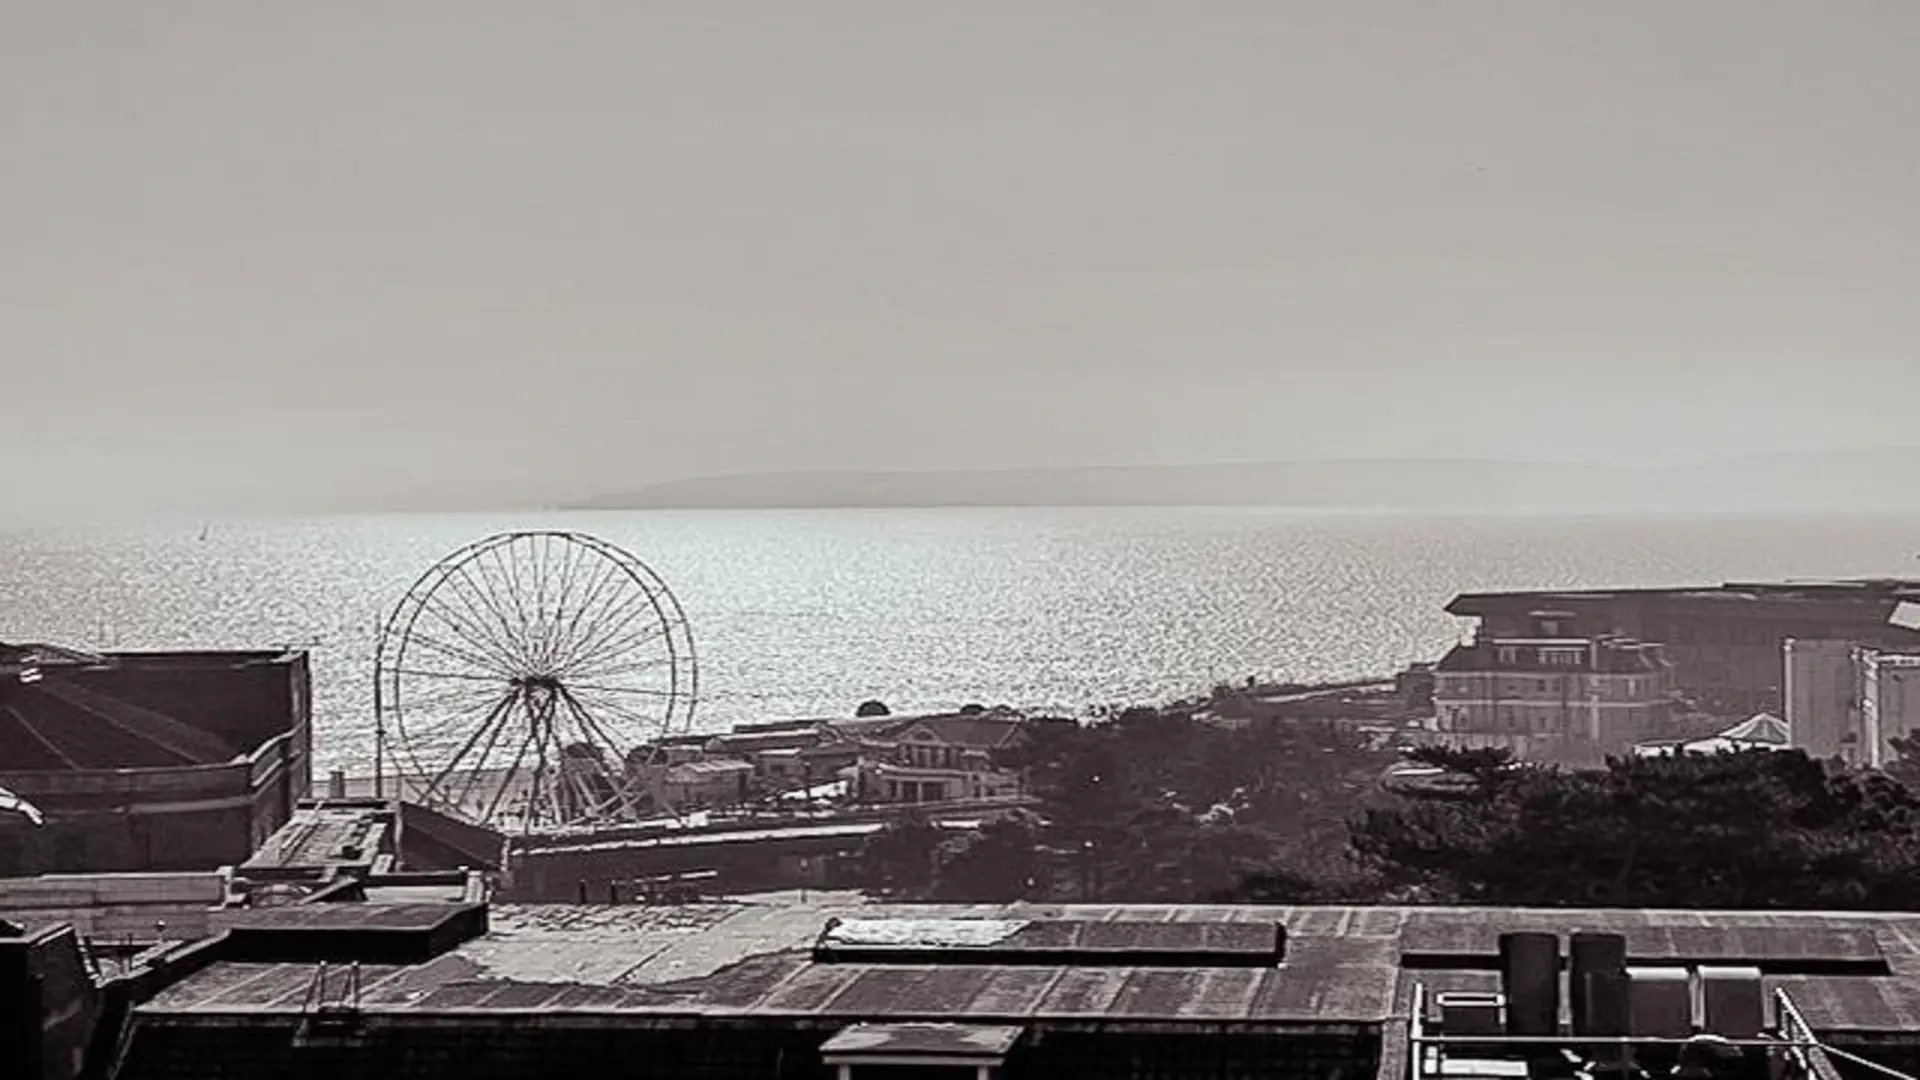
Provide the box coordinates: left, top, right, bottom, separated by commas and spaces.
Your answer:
5, 3, 1918, 514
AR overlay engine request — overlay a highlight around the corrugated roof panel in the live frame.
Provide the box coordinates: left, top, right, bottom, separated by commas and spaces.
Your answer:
1035, 967, 1132, 1016
476, 981, 580, 1009
142, 961, 287, 1010
750, 963, 864, 1014
1249, 965, 1396, 1022
672, 953, 810, 1010
541, 984, 638, 1009
826, 966, 996, 1016
413, 981, 511, 1009
1107, 969, 1209, 1019
964, 966, 1066, 1017
1179, 967, 1267, 1019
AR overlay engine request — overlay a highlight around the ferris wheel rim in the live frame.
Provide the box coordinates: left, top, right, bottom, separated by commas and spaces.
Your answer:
372, 529, 700, 831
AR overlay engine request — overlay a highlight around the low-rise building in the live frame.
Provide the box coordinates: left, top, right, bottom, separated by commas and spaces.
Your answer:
1431, 632, 1675, 763
650, 758, 755, 810
0, 643, 313, 876
19, 898, 1920, 1080
843, 711, 1026, 804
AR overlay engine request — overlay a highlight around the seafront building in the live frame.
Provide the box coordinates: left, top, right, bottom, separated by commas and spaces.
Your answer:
1447, 579, 1920, 715
635, 709, 1030, 811
1429, 630, 1676, 764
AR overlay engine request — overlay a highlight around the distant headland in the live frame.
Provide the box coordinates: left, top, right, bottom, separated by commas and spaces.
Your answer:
564, 448, 1920, 514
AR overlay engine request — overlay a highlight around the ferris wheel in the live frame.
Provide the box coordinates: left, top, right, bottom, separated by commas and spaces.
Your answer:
372, 531, 698, 833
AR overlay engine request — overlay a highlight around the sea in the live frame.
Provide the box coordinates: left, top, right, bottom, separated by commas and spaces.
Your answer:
3, 507, 1917, 776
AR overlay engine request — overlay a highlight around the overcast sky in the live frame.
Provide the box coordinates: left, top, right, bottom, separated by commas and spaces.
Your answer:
4, 3, 1917, 515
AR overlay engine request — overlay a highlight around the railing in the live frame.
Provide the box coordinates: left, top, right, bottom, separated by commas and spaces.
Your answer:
1774, 986, 1916, 1080
1405, 984, 1919, 1080
295, 960, 365, 1039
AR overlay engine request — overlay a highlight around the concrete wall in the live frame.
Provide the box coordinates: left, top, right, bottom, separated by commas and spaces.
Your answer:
0, 872, 224, 940
0, 650, 311, 876
0, 734, 300, 874
1862, 651, 1920, 768
0, 923, 102, 1080
68, 653, 308, 779
1784, 639, 1866, 765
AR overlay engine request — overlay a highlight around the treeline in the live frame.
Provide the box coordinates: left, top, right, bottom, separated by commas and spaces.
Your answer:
854, 709, 1920, 909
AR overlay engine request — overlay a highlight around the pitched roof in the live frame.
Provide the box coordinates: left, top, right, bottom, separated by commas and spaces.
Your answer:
1718, 712, 1790, 745
893, 714, 1024, 750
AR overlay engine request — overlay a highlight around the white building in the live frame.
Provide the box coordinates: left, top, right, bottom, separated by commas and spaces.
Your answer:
1783, 639, 1920, 768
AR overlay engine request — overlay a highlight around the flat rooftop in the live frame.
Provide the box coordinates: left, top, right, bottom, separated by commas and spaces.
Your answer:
1449, 579, 1920, 611
133, 902, 1920, 1034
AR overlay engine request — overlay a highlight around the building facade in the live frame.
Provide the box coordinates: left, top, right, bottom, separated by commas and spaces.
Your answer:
1785, 639, 1920, 768
1432, 633, 1675, 762
0, 645, 312, 876
1447, 579, 1920, 716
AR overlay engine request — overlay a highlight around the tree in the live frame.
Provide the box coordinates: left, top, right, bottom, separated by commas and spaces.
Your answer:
1352, 748, 1920, 909
930, 815, 1046, 902
1886, 734, 1920, 791
853, 815, 939, 896
855, 699, 891, 718
1008, 707, 1398, 902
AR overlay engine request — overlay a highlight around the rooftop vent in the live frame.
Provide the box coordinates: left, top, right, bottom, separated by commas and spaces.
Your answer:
1400, 923, 1888, 977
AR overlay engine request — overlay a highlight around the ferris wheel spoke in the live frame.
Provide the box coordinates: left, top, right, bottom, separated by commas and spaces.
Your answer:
556, 689, 648, 821
526, 534, 556, 668
550, 559, 625, 668
556, 686, 635, 754
442, 692, 522, 813
423, 693, 513, 805
396, 676, 502, 712
442, 563, 534, 671
397, 700, 491, 748
554, 585, 662, 671
562, 655, 676, 688
568, 686, 671, 739
443, 564, 538, 672
559, 618, 669, 678
549, 541, 606, 668
398, 705, 497, 756
480, 722, 536, 832
559, 680, 679, 699
401, 607, 509, 673
564, 650, 676, 679
389, 666, 509, 685
394, 674, 503, 723
407, 607, 520, 675
540, 535, 589, 672
483, 542, 537, 665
